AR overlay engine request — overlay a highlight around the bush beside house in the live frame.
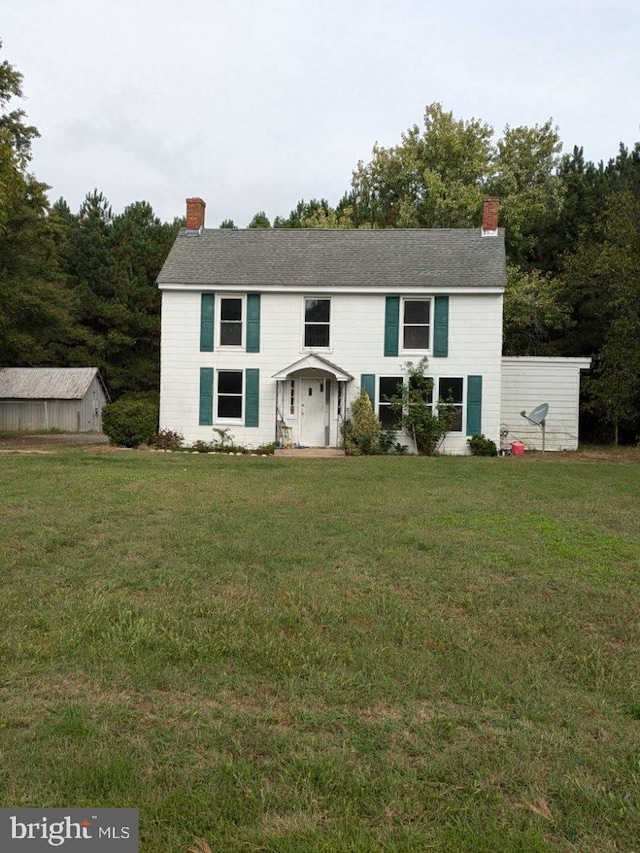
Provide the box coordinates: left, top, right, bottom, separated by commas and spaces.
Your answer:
102, 397, 158, 447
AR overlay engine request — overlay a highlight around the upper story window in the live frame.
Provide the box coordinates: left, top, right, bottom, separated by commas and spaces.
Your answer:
402, 298, 431, 351
220, 297, 243, 347
304, 298, 331, 348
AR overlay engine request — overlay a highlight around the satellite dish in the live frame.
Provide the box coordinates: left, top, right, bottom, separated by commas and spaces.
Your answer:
522, 403, 548, 426
519, 403, 549, 453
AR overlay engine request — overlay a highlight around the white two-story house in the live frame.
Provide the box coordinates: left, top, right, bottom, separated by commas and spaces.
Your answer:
157, 196, 516, 454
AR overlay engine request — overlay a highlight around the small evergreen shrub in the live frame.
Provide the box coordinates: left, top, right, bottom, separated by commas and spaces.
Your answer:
467, 434, 498, 456
102, 397, 159, 448
343, 390, 381, 455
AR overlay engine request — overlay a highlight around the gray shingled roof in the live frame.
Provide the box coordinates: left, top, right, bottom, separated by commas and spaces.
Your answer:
0, 368, 103, 400
157, 228, 507, 289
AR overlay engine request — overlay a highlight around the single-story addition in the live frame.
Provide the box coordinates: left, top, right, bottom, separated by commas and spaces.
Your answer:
0, 367, 109, 433
500, 357, 592, 451
157, 197, 588, 453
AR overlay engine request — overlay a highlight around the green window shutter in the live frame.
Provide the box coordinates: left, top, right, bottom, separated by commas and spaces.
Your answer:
466, 375, 482, 436
246, 294, 261, 353
200, 294, 215, 352
433, 296, 449, 357
384, 296, 400, 357
361, 373, 376, 408
245, 368, 260, 427
199, 367, 214, 426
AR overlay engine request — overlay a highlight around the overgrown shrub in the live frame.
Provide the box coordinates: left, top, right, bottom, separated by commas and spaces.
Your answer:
102, 396, 159, 447
467, 434, 498, 456
343, 390, 381, 455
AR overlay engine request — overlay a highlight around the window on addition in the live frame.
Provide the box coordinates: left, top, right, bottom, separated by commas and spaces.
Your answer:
217, 370, 243, 420
304, 298, 330, 348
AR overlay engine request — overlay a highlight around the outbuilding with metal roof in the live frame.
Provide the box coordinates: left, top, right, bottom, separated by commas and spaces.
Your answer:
0, 367, 109, 433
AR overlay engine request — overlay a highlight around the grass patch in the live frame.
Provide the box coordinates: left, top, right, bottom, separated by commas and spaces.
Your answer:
1, 448, 639, 850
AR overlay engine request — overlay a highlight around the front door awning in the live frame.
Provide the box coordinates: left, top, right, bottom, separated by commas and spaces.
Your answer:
272, 354, 354, 382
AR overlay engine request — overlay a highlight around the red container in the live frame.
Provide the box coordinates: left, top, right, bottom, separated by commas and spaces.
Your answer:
511, 441, 525, 456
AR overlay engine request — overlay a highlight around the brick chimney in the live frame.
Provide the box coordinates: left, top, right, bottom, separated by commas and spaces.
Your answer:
482, 196, 499, 235
186, 197, 206, 232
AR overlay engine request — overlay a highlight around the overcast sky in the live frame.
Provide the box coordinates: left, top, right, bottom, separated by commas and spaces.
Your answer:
4, 0, 640, 227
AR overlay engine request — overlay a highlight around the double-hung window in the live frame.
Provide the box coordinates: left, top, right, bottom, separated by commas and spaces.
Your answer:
219, 297, 243, 347
217, 370, 243, 420
378, 376, 403, 429
402, 298, 431, 351
200, 367, 259, 427
304, 298, 331, 348
438, 377, 463, 432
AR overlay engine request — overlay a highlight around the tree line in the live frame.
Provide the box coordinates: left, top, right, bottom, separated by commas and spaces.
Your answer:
1, 42, 639, 441
0, 40, 180, 399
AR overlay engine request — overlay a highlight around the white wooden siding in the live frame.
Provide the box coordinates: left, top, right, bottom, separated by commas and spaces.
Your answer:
159, 289, 505, 453
501, 357, 591, 451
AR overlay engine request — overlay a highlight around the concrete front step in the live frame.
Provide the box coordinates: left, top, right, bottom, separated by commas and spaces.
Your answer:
274, 447, 346, 458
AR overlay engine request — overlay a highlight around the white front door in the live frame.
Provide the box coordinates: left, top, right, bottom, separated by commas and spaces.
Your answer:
300, 378, 327, 446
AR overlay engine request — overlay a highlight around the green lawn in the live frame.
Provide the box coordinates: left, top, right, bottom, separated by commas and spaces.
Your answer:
1, 448, 639, 851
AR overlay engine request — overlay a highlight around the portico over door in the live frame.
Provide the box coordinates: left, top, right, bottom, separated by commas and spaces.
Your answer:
272, 353, 354, 448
